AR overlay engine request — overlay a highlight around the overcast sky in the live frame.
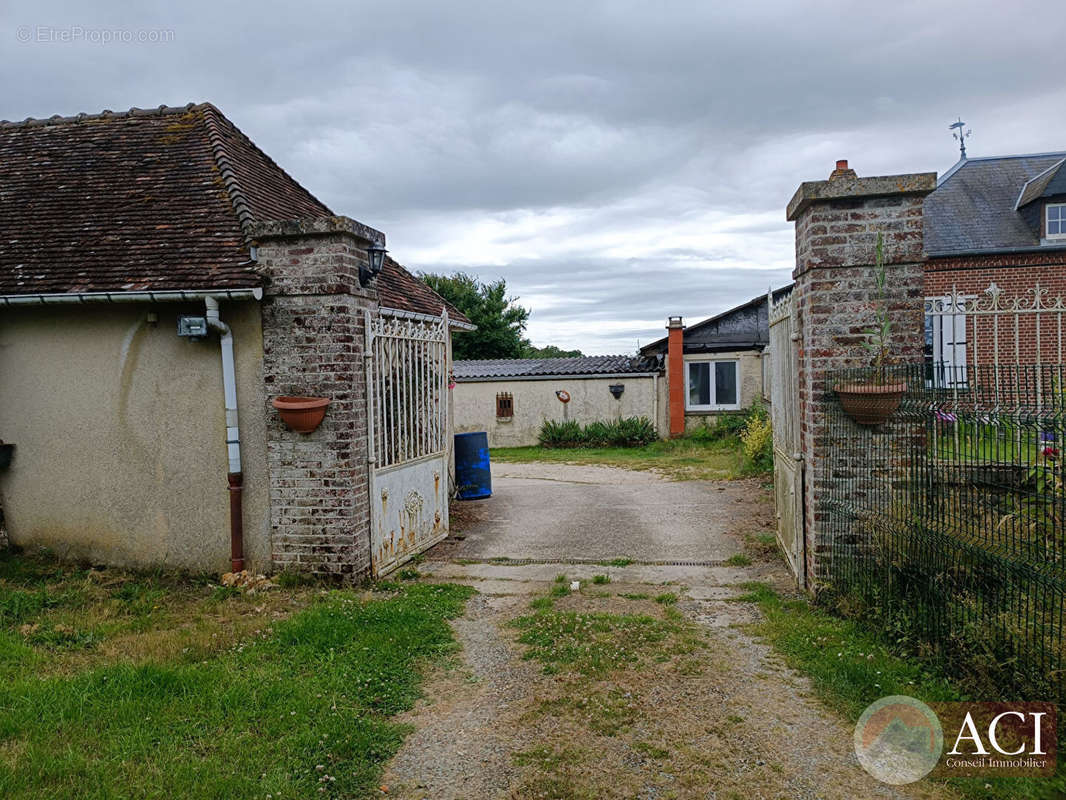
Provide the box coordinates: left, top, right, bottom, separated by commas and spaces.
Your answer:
4, 2, 1065, 354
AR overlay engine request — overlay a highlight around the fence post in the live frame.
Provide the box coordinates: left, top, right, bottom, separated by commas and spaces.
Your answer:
785, 160, 936, 589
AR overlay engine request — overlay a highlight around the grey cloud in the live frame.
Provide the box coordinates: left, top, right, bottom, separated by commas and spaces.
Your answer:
3, 0, 1065, 351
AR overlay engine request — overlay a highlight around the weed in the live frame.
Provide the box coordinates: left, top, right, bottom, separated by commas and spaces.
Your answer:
744, 531, 780, 561
599, 558, 634, 567
633, 740, 670, 759
591, 574, 610, 585
510, 607, 699, 677
554, 574, 568, 583
511, 746, 582, 770
619, 593, 650, 601
210, 585, 241, 602
654, 593, 678, 606
549, 583, 572, 599
397, 568, 421, 581
724, 553, 752, 567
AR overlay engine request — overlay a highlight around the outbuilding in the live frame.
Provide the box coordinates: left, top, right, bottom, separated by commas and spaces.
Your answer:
452, 355, 664, 447
0, 102, 472, 579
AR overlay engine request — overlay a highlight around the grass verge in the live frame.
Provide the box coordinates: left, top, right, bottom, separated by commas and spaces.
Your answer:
738, 581, 1065, 800
0, 551, 474, 800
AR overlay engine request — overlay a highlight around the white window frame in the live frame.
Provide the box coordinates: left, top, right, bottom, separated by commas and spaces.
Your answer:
924, 295, 970, 389
1047, 203, 1066, 240
685, 359, 741, 411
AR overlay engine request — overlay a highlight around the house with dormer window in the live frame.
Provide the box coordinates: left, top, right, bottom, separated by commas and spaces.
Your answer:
923, 152, 1066, 376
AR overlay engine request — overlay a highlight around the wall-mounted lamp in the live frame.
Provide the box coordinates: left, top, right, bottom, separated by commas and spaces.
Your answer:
360, 243, 388, 287
608, 384, 625, 399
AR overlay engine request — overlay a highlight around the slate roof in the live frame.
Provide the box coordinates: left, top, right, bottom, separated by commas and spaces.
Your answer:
1016, 159, 1066, 208
640, 285, 793, 356
925, 152, 1066, 255
0, 102, 469, 324
454, 355, 660, 381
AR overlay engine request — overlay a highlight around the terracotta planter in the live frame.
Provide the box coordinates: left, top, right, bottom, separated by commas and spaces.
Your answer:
834, 382, 907, 426
272, 396, 330, 433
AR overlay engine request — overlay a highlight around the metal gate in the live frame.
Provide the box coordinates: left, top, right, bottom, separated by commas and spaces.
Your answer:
767, 291, 805, 586
366, 309, 450, 577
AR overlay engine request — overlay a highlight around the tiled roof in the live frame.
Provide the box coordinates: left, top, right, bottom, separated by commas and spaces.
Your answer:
454, 355, 659, 381
925, 153, 1066, 255
0, 103, 327, 294
379, 257, 470, 325
0, 102, 469, 324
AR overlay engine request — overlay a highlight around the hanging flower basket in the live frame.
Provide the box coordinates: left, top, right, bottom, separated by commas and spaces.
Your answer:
272, 396, 331, 433
834, 382, 907, 426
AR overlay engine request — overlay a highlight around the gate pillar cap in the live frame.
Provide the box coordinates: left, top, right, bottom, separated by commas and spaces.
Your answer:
786, 171, 937, 221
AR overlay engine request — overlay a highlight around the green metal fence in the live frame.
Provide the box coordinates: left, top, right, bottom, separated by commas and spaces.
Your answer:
820, 363, 1066, 703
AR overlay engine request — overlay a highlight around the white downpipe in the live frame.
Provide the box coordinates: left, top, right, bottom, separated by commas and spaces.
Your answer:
204, 297, 241, 474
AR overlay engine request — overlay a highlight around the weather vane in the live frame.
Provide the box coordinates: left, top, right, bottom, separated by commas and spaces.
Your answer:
950, 118, 971, 160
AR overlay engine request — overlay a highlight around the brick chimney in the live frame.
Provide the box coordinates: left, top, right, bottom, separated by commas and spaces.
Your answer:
666, 316, 685, 438
828, 159, 857, 181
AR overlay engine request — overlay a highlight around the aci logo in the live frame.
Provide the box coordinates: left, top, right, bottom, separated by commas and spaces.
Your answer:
856, 696, 1057, 784
854, 696, 943, 785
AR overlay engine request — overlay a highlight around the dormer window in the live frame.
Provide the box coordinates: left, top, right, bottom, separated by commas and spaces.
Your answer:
1048, 203, 1066, 240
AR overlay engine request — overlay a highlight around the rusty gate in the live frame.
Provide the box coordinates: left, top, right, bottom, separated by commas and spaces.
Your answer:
365, 308, 450, 577
767, 290, 805, 586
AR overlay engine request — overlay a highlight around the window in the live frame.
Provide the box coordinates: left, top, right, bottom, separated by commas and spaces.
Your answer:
686, 360, 739, 410
924, 296, 969, 388
496, 392, 514, 419
1048, 203, 1066, 240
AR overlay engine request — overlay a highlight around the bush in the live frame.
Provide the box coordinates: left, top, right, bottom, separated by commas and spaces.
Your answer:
685, 405, 760, 443
740, 404, 773, 473
537, 417, 658, 449
538, 419, 584, 448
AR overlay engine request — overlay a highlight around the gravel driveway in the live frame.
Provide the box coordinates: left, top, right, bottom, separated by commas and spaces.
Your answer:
444, 462, 773, 563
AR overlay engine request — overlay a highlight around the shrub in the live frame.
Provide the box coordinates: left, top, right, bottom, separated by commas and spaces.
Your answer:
740, 404, 773, 474
684, 405, 759, 443
537, 417, 657, 449
538, 419, 584, 448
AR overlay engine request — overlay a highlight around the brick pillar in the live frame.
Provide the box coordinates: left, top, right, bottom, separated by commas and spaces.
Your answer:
667, 316, 685, 437
786, 161, 936, 586
250, 216, 383, 579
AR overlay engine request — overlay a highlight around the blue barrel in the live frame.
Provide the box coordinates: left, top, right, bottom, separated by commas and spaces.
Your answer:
454, 432, 492, 499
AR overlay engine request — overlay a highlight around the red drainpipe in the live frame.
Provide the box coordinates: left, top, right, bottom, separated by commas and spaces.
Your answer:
667, 316, 686, 438
228, 472, 244, 572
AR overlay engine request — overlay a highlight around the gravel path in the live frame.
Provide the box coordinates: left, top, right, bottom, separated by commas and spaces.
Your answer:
446, 462, 771, 563
380, 464, 958, 798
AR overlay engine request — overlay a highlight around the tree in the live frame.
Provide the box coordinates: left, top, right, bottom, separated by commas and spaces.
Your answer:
520, 343, 584, 359
420, 272, 530, 360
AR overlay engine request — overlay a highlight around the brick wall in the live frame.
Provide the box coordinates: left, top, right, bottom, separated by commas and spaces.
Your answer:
251, 217, 381, 579
925, 252, 1066, 367
787, 164, 936, 586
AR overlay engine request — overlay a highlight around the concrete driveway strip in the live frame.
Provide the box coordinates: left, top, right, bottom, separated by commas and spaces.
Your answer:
448, 462, 760, 563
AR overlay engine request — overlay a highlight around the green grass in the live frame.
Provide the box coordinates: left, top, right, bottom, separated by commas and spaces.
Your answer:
738, 582, 1066, 799
491, 437, 746, 481
511, 607, 700, 677
0, 552, 475, 800
723, 553, 752, 567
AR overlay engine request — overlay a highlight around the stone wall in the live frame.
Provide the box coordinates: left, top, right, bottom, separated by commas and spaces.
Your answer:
787, 162, 936, 586
252, 217, 381, 579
